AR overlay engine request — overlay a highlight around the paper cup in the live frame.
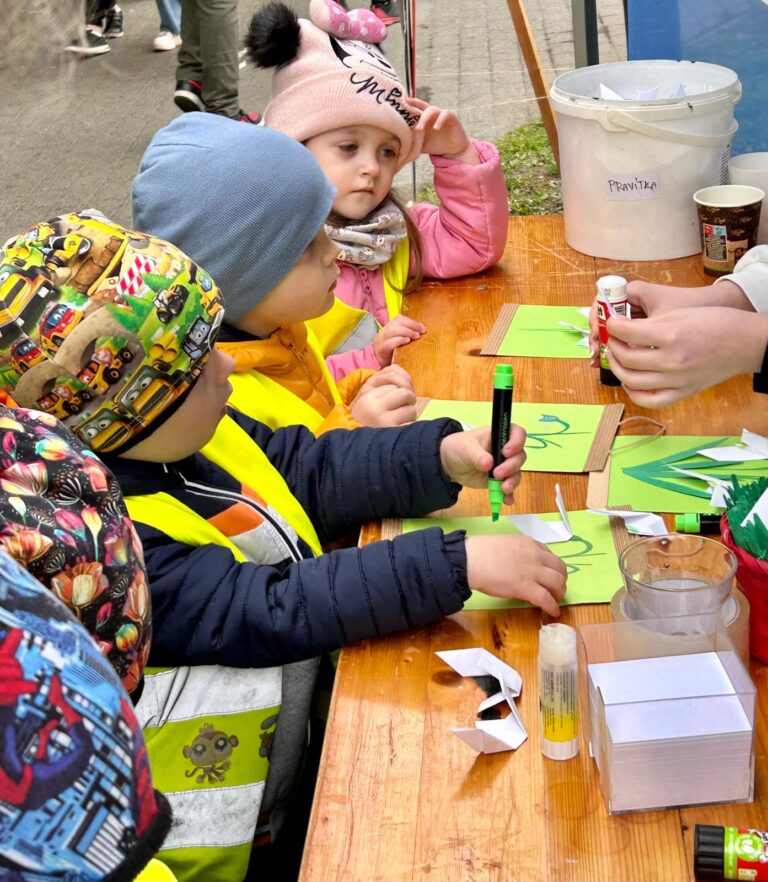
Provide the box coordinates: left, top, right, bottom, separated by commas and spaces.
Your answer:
729, 153, 768, 245
693, 185, 764, 276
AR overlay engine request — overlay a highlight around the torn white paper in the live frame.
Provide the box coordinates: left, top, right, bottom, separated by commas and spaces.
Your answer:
587, 508, 668, 536
508, 483, 573, 543
437, 648, 527, 754
699, 429, 768, 463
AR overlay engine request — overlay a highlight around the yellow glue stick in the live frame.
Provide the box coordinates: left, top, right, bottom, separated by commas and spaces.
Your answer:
539, 623, 579, 760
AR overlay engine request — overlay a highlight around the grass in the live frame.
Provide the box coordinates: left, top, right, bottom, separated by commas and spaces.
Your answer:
418, 120, 562, 215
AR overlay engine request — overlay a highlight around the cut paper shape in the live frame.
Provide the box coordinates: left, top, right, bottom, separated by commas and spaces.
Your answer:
742, 485, 768, 528
451, 716, 528, 754
509, 484, 572, 543
699, 429, 768, 463
481, 304, 591, 358
437, 648, 527, 753
402, 510, 624, 608
599, 436, 768, 514
588, 508, 668, 537
418, 398, 623, 473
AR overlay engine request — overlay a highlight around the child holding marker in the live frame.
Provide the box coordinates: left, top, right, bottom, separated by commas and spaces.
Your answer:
246, 0, 509, 379
587, 248, 768, 406
132, 114, 417, 432
0, 213, 566, 880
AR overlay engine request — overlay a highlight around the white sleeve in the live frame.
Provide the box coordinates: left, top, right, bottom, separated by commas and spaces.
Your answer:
715, 245, 768, 314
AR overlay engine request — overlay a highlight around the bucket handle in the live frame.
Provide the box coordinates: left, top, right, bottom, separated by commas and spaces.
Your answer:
604, 109, 738, 147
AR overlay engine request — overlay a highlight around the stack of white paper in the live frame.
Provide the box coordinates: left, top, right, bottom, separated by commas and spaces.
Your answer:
588, 652, 754, 812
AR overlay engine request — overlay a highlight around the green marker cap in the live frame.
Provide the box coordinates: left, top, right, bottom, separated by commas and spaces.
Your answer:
488, 478, 504, 521
494, 364, 514, 390
675, 513, 700, 533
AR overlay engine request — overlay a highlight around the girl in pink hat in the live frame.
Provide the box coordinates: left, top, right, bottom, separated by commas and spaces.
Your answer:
247, 0, 509, 380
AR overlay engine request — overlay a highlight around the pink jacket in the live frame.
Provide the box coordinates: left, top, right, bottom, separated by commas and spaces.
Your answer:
326, 138, 509, 379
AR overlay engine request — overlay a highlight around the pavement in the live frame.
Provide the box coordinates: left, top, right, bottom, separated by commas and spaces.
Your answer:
0, 0, 625, 242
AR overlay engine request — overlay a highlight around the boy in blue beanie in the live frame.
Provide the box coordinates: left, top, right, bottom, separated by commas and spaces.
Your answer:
132, 114, 423, 434
0, 211, 566, 881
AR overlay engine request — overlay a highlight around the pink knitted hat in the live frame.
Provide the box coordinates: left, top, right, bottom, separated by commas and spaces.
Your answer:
246, 0, 420, 168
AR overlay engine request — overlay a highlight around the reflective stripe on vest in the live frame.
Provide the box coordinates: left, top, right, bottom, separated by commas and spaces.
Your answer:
226, 327, 340, 434
308, 238, 410, 356
201, 414, 322, 556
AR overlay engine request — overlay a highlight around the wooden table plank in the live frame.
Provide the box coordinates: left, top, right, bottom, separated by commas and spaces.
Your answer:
300, 216, 768, 882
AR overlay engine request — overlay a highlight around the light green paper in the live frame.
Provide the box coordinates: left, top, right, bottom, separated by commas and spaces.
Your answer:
420, 398, 607, 472
608, 435, 768, 514
496, 305, 590, 358
402, 510, 622, 609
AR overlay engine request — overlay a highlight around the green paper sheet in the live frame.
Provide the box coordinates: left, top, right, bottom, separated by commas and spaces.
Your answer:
402, 510, 622, 609
496, 305, 590, 358
420, 399, 608, 473
608, 435, 768, 514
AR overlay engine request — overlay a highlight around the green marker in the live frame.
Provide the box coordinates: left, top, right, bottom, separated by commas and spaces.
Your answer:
675, 512, 722, 535
488, 364, 514, 522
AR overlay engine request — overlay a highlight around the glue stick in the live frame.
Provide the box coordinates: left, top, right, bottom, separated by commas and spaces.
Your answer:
539, 623, 579, 760
695, 824, 768, 880
595, 275, 628, 387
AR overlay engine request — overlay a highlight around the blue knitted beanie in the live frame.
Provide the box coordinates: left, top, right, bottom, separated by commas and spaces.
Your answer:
131, 114, 336, 321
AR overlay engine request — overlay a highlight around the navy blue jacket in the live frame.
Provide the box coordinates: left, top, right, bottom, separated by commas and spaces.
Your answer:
108, 411, 470, 669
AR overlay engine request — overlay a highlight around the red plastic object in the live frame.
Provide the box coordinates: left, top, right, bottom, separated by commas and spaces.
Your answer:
722, 515, 768, 662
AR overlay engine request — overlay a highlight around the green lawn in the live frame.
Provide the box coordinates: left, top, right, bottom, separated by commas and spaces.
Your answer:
419, 120, 562, 216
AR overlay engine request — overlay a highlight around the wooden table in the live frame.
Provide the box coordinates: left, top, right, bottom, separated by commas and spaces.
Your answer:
300, 216, 768, 882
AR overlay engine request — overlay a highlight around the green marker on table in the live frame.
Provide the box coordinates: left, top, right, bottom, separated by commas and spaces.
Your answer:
488, 364, 514, 522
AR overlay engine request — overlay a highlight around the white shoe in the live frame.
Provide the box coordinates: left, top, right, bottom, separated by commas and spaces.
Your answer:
153, 30, 181, 51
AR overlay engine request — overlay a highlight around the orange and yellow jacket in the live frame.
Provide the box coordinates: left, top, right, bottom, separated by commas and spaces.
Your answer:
216, 321, 375, 434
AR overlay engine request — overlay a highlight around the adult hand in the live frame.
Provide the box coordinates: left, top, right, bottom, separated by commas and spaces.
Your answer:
605, 307, 768, 407
439, 424, 527, 503
407, 97, 479, 164
349, 383, 417, 426
588, 279, 752, 365
372, 314, 426, 366
465, 534, 567, 617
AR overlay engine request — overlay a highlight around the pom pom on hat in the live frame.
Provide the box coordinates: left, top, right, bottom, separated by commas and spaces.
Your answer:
245, 1, 301, 69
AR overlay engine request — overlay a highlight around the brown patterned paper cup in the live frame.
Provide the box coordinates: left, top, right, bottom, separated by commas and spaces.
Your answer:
693, 185, 765, 276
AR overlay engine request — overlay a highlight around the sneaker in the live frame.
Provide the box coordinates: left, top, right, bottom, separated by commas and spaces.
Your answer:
173, 80, 205, 112
65, 29, 111, 56
370, 0, 400, 25
153, 30, 182, 51
103, 5, 124, 38
235, 110, 262, 124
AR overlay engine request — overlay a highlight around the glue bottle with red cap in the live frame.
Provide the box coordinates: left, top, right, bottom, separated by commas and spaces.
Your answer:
595, 275, 629, 386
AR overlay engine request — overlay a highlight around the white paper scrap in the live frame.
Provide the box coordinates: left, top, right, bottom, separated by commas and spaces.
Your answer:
741, 485, 768, 529
451, 715, 528, 753
437, 648, 527, 754
436, 648, 522, 696
587, 508, 668, 536
699, 429, 768, 463
508, 483, 572, 544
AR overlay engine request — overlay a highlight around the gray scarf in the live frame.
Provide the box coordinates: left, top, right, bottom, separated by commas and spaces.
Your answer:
326, 199, 407, 268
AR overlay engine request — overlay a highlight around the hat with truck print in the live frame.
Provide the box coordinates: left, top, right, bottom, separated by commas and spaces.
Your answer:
0, 210, 224, 454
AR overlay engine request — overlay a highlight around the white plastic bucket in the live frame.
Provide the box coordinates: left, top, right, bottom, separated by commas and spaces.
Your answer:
550, 60, 741, 260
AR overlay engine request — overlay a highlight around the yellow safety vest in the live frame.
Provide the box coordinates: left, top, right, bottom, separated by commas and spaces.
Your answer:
226, 327, 341, 433
126, 414, 324, 881
308, 238, 410, 357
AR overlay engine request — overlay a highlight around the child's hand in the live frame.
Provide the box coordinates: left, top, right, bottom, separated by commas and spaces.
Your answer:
358, 364, 414, 393
373, 315, 426, 366
465, 534, 567, 617
440, 424, 527, 502
407, 97, 480, 164
350, 382, 417, 426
